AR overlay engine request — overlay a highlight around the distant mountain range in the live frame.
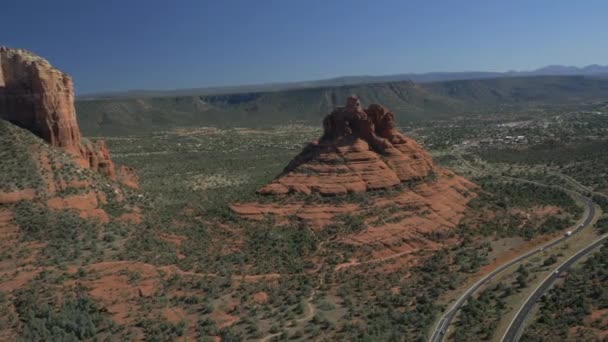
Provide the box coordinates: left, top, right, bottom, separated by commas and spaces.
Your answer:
76, 75, 608, 135
80, 64, 608, 99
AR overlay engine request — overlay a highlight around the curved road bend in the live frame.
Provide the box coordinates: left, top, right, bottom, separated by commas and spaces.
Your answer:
429, 195, 595, 342
429, 154, 597, 342
501, 232, 608, 342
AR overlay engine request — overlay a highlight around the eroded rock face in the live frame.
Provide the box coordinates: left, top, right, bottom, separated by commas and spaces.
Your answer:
260, 96, 434, 196
0, 47, 138, 188
0, 47, 82, 155
81, 140, 117, 178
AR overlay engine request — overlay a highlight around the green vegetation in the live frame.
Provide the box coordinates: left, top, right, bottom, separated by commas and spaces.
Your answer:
596, 217, 608, 234
452, 282, 512, 341
521, 242, 608, 341
477, 140, 608, 194
592, 195, 608, 212
11, 201, 135, 266
77, 76, 608, 136
242, 222, 317, 274
333, 249, 454, 341
474, 178, 579, 211
137, 316, 186, 341
13, 202, 102, 265
0, 120, 44, 192
77, 81, 461, 135
479, 140, 608, 167
15, 290, 115, 341
462, 178, 580, 239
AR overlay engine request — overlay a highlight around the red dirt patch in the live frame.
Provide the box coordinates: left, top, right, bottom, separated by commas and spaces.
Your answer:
79, 208, 110, 223
47, 192, 99, 210
163, 307, 188, 324
252, 291, 269, 304
583, 308, 608, 339
116, 212, 143, 225
0, 268, 43, 292
46, 191, 110, 223
210, 310, 239, 328
81, 261, 171, 324
0, 189, 36, 204
586, 308, 608, 324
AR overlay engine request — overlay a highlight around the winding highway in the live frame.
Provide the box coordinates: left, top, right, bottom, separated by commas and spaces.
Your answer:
500, 232, 608, 342
429, 153, 598, 342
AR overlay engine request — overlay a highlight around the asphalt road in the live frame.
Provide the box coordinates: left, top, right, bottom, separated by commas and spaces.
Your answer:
428, 159, 597, 342
500, 231, 608, 342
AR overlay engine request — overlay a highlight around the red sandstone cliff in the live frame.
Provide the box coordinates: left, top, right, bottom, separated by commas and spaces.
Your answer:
0, 47, 82, 155
0, 47, 138, 188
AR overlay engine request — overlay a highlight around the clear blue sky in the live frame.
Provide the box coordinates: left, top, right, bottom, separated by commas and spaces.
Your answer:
2, 0, 606, 94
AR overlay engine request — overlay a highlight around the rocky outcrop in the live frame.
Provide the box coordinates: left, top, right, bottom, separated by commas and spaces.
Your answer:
0, 47, 138, 188
232, 97, 477, 259
80, 140, 117, 178
80, 139, 139, 188
259, 96, 434, 196
0, 47, 82, 155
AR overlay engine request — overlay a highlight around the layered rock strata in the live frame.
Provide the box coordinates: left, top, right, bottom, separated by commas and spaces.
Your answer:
260, 96, 436, 196
232, 97, 477, 257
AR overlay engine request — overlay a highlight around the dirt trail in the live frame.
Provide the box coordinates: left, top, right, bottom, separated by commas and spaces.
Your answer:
334, 250, 413, 271
259, 289, 317, 342
295, 289, 316, 323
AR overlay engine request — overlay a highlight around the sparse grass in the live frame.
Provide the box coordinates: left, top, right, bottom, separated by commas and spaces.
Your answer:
0, 120, 44, 192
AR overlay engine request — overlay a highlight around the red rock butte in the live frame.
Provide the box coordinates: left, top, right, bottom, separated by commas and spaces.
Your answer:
0, 46, 138, 188
232, 96, 477, 254
260, 96, 437, 196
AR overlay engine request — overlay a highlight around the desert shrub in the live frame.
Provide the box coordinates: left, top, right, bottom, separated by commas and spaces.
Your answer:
137, 317, 186, 341
12, 202, 103, 265
14, 291, 113, 341
522, 242, 608, 341
240, 222, 317, 274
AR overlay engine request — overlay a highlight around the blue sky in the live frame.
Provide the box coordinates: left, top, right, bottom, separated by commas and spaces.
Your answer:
2, 0, 606, 93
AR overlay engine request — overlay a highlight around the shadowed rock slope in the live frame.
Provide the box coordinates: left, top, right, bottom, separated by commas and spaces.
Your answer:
232, 97, 477, 258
